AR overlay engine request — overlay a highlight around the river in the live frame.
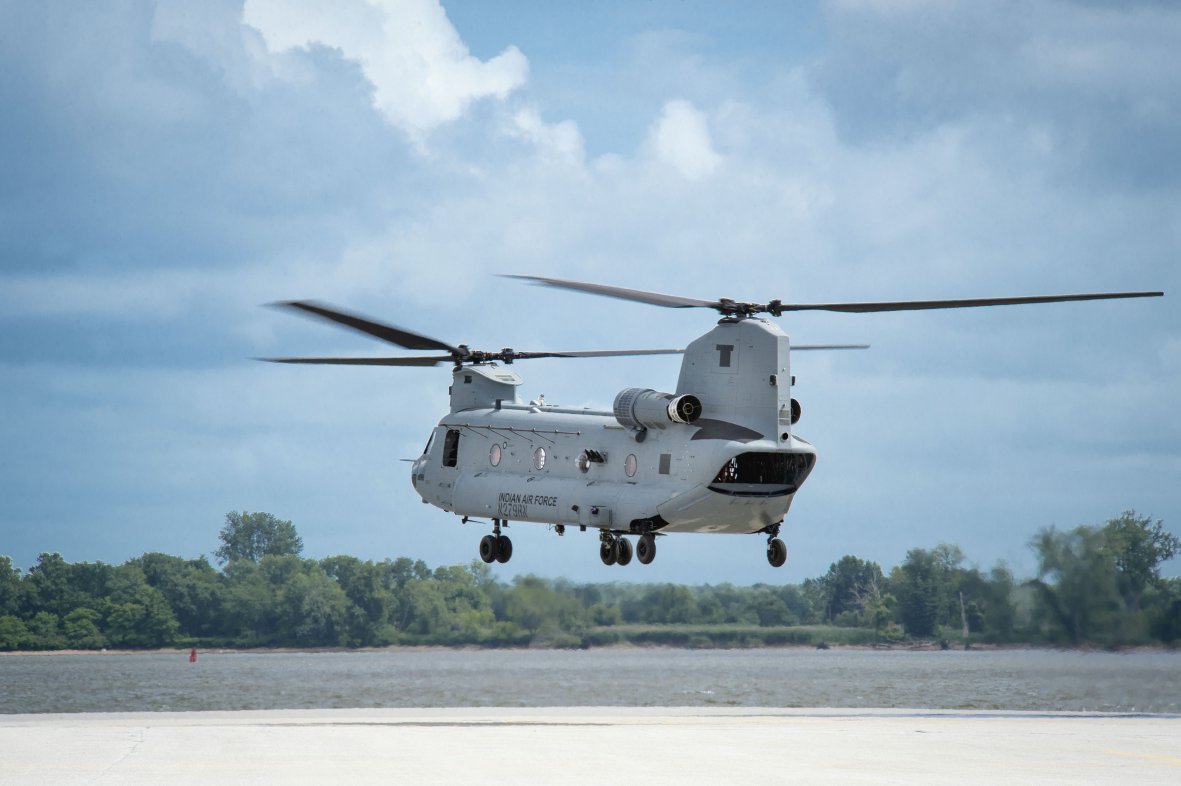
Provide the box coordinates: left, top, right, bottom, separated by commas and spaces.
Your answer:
2, 648, 1179, 714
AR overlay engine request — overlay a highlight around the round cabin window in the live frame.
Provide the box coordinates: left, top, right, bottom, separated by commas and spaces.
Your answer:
533, 447, 547, 470
576, 451, 591, 473
489, 444, 502, 466
625, 453, 638, 478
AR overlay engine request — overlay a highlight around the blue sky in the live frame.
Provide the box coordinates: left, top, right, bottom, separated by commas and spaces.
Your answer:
1, 0, 1177, 584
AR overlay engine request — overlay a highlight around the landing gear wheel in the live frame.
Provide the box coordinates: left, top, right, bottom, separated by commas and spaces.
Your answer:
495, 535, 513, 564
479, 534, 498, 564
614, 537, 633, 566
599, 540, 617, 566
767, 538, 788, 568
636, 534, 656, 565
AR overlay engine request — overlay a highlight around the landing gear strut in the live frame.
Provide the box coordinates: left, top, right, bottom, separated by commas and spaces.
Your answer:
479, 519, 513, 564
763, 522, 787, 568
599, 531, 633, 566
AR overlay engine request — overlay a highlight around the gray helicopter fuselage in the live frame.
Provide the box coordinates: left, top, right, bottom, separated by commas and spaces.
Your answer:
410, 317, 817, 536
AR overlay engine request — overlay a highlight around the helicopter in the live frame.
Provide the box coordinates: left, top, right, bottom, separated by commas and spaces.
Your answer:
263, 276, 1162, 568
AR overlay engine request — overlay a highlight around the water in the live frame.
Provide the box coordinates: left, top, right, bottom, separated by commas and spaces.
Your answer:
2, 648, 1179, 714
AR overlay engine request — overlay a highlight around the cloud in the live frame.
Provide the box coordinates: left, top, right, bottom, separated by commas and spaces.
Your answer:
645, 99, 723, 180
243, 0, 528, 138
506, 107, 585, 167
815, 0, 1181, 187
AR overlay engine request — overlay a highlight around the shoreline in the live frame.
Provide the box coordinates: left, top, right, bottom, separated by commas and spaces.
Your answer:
3, 641, 1176, 657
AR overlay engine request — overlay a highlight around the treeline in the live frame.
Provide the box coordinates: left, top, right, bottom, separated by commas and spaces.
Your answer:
0, 511, 1177, 651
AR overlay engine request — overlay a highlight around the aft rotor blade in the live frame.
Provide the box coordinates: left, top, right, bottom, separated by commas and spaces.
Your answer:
514, 348, 685, 360
504, 275, 716, 309
271, 301, 460, 352
507, 275, 1162, 317
258, 355, 451, 366
792, 344, 871, 350
777, 291, 1163, 313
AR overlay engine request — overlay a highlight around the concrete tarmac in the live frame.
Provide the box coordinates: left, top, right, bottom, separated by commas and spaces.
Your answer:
1, 707, 1178, 785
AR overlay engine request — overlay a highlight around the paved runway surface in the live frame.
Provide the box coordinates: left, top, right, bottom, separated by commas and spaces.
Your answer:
1, 707, 1178, 784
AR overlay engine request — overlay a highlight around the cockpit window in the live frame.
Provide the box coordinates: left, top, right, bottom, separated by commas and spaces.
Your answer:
709, 452, 815, 497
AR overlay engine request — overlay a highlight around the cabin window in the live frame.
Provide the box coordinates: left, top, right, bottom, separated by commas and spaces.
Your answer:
625, 453, 638, 478
576, 452, 591, 473
442, 429, 461, 468
489, 443, 502, 467
533, 446, 547, 470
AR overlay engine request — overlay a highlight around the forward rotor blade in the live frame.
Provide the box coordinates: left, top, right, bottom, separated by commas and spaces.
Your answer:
791, 344, 871, 350
504, 275, 716, 309
258, 355, 451, 366
776, 291, 1163, 313
271, 301, 460, 352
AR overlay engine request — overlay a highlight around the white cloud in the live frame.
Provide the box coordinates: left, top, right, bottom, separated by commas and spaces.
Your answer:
646, 99, 723, 180
243, 0, 528, 137
507, 107, 585, 167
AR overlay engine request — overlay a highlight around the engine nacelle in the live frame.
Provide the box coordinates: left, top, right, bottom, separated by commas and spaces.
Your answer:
613, 388, 702, 432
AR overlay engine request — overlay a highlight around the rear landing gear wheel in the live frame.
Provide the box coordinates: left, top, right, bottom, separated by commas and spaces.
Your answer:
479, 534, 498, 564
767, 538, 787, 568
495, 535, 513, 564
636, 534, 656, 565
614, 537, 633, 566
599, 540, 617, 566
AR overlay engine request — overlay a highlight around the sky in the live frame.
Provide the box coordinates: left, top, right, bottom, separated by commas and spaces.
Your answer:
1, 0, 1178, 585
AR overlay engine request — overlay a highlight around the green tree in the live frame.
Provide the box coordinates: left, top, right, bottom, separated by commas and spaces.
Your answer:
278, 563, 352, 646
1028, 513, 1177, 645
805, 555, 885, 625
0, 556, 23, 616
132, 553, 228, 638
969, 563, 1018, 640
1028, 525, 1122, 645
503, 576, 585, 637
892, 549, 941, 637
220, 555, 353, 646
27, 611, 65, 649
321, 555, 397, 645
430, 563, 496, 640
400, 577, 450, 636
100, 565, 181, 648
626, 584, 697, 624
693, 584, 757, 625
24, 553, 82, 618
63, 608, 107, 648
1149, 578, 1181, 644
1102, 511, 1180, 613
747, 586, 799, 627
215, 511, 303, 565
0, 615, 31, 650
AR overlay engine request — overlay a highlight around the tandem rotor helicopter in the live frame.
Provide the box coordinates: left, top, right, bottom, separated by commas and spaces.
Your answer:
264, 275, 1162, 569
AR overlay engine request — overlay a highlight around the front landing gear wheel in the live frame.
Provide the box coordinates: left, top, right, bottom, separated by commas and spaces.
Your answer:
767, 538, 788, 568
479, 534, 498, 564
599, 540, 617, 566
495, 535, 513, 564
636, 534, 656, 565
614, 537, 633, 566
